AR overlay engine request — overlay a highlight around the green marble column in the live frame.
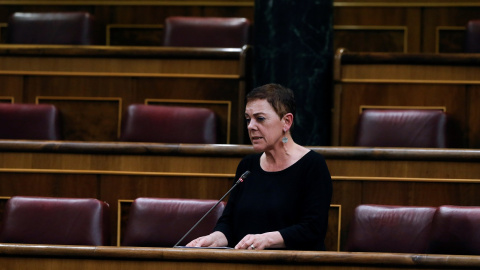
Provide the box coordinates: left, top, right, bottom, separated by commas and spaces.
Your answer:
253, 0, 333, 146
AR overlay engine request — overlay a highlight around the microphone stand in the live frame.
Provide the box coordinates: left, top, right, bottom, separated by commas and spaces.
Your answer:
173, 171, 250, 247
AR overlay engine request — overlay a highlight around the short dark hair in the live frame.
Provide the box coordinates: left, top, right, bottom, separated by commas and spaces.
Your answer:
246, 83, 296, 119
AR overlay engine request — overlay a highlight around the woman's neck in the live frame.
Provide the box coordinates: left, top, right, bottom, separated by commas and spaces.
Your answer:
261, 142, 308, 172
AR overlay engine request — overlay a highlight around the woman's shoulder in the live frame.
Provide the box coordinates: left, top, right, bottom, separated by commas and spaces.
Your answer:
296, 150, 330, 175
299, 149, 326, 163
306, 149, 325, 159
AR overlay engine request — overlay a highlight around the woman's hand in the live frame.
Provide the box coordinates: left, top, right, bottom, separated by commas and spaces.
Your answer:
235, 231, 285, 250
186, 231, 228, 247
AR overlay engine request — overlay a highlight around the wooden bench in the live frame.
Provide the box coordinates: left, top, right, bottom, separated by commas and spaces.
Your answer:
0, 44, 252, 144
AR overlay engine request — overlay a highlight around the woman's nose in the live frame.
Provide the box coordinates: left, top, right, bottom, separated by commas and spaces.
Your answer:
247, 120, 255, 129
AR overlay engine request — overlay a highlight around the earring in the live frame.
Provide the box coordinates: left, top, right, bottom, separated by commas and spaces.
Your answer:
282, 129, 288, 143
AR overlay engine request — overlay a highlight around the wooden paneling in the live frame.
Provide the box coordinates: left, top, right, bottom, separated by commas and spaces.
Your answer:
436, 26, 465, 53
107, 24, 164, 46
0, 173, 98, 197
0, 75, 22, 102
37, 97, 122, 141
422, 6, 480, 53
468, 85, 480, 146
334, 7, 420, 53
333, 50, 480, 148
334, 26, 408, 53
333, 2, 480, 53
0, 45, 251, 143
1, 141, 480, 250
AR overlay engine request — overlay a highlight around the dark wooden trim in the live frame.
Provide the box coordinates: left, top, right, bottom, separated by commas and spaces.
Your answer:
0, 45, 248, 60
0, 141, 480, 161
336, 48, 480, 66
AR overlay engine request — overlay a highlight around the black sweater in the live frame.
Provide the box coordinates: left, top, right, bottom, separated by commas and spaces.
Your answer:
214, 150, 332, 250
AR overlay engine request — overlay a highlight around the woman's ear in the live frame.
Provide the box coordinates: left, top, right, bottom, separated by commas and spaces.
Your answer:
283, 113, 294, 131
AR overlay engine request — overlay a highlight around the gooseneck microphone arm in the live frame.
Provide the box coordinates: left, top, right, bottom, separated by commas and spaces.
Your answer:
173, 170, 251, 247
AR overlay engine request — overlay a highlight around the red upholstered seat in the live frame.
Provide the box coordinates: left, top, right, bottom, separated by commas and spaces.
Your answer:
345, 204, 437, 253
428, 205, 480, 255
163, 16, 250, 48
354, 109, 454, 148
121, 198, 225, 247
465, 20, 480, 53
0, 103, 61, 140
120, 104, 218, 144
7, 12, 97, 45
0, 196, 110, 245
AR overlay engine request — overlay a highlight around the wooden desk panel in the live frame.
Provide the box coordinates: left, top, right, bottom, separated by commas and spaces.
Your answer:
0, 45, 252, 143
0, 142, 480, 250
1, 244, 480, 270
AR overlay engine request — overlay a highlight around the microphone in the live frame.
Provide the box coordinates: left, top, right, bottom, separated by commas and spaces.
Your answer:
173, 170, 251, 247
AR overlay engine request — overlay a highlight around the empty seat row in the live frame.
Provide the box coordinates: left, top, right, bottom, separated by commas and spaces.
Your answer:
0, 196, 224, 247
6, 12, 250, 47
346, 204, 480, 255
1, 103, 460, 147
2, 197, 479, 254
0, 103, 218, 144
8, 11, 480, 53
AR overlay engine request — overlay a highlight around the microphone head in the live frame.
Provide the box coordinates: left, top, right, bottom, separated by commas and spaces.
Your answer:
239, 170, 251, 182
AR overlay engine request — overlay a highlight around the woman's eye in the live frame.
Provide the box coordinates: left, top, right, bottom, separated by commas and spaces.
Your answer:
257, 117, 265, 122
245, 118, 251, 124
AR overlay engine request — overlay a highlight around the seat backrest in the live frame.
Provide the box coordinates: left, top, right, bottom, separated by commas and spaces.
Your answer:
345, 204, 437, 253
120, 104, 217, 144
121, 197, 225, 247
163, 16, 250, 47
7, 12, 96, 45
428, 205, 480, 255
465, 19, 480, 53
0, 196, 110, 245
354, 109, 452, 147
0, 103, 61, 140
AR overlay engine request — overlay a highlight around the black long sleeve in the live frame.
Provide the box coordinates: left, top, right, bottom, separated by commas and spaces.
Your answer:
214, 150, 332, 250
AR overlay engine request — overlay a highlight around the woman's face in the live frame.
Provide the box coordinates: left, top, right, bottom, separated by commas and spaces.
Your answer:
245, 99, 284, 152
